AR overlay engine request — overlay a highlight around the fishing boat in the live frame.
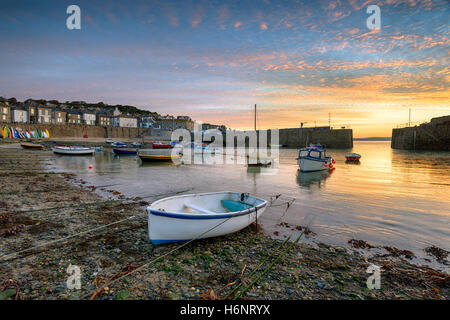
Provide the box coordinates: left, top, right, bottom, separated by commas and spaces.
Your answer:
131, 142, 143, 147
147, 191, 268, 244
152, 141, 173, 149
52, 146, 95, 155
297, 145, 334, 172
113, 148, 137, 155
111, 141, 127, 147
20, 142, 44, 150
138, 148, 181, 162
345, 153, 361, 161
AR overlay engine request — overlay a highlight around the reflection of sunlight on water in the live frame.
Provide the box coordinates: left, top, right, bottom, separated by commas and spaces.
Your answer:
47, 141, 450, 269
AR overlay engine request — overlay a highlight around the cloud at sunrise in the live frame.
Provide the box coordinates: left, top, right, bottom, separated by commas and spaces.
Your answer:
0, 0, 448, 137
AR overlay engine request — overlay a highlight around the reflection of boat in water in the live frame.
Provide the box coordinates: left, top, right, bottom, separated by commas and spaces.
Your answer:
296, 170, 331, 189
296, 145, 334, 172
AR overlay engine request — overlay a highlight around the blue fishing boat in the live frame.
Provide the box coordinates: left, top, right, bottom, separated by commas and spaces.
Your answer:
113, 148, 137, 155
297, 145, 335, 172
111, 141, 127, 147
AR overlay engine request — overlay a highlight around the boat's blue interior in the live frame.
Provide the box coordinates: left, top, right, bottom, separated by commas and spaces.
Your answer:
221, 200, 253, 212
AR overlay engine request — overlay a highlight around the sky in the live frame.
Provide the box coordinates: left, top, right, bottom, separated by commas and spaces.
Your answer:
0, 0, 448, 137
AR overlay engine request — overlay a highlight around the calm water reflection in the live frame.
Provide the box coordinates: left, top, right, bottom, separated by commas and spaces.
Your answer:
46, 142, 450, 269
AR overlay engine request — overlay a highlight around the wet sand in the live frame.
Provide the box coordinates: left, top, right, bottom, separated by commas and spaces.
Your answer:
0, 144, 448, 300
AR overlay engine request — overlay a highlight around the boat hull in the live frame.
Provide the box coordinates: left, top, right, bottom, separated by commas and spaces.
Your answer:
345, 153, 361, 161
52, 147, 95, 155
138, 148, 181, 162
297, 158, 331, 172
147, 192, 267, 244
20, 143, 44, 150
113, 148, 137, 155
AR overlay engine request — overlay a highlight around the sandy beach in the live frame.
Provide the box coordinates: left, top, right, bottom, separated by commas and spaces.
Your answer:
0, 143, 448, 300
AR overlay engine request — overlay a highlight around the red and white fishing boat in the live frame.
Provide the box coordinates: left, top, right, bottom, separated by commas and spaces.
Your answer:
152, 141, 173, 149
345, 153, 361, 161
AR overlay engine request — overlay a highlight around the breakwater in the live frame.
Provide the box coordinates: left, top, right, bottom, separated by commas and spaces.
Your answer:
277, 128, 353, 149
391, 116, 450, 151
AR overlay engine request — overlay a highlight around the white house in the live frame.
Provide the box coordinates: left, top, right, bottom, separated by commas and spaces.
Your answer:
11, 107, 28, 123
83, 111, 96, 125
37, 107, 52, 124
111, 116, 138, 128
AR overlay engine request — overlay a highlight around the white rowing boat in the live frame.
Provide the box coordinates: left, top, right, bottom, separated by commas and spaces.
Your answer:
146, 191, 268, 244
52, 146, 95, 155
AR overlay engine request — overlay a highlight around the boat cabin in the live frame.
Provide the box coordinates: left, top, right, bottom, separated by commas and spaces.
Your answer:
297, 146, 329, 161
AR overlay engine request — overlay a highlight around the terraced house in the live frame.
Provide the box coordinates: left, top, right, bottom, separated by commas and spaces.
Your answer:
0, 102, 10, 123
10, 105, 28, 123
53, 109, 67, 124
96, 110, 111, 126
83, 110, 97, 125
67, 110, 82, 124
37, 105, 52, 124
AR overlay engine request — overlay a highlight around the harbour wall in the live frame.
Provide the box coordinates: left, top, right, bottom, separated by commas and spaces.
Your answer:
391, 115, 450, 151
218, 128, 353, 149
2, 123, 354, 148
277, 128, 353, 149
0, 123, 173, 140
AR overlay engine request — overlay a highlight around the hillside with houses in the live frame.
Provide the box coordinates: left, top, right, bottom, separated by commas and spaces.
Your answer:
0, 97, 226, 132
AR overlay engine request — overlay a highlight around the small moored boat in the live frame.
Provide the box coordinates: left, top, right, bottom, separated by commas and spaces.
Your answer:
152, 141, 173, 149
345, 153, 361, 161
147, 191, 268, 244
20, 142, 44, 150
113, 148, 137, 155
52, 146, 95, 155
138, 148, 181, 162
111, 141, 127, 147
297, 145, 334, 172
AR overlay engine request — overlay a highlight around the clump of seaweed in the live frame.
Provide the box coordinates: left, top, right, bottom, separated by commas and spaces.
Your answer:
383, 246, 415, 259
348, 239, 374, 249
425, 246, 449, 265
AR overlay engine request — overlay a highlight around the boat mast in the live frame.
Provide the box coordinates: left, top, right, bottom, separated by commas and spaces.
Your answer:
254, 104, 257, 131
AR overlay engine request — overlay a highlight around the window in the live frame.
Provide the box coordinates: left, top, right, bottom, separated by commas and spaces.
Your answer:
309, 151, 321, 158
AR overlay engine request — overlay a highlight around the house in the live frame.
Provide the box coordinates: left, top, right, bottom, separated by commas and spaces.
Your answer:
37, 105, 53, 124
53, 109, 67, 124
155, 116, 194, 131
0, 102, 11, 123
111, 115, 138, 128
83, 110, 97, 125
10, 105, 28, 123
67, 111, 82, 124
138, 116, 156, 128
24, 100, 38, 123
113, 106, 122, 117
96, 111, 111, 127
